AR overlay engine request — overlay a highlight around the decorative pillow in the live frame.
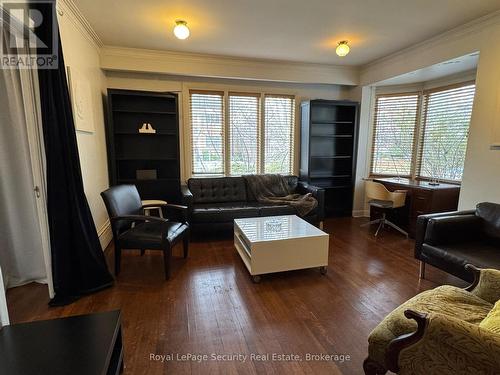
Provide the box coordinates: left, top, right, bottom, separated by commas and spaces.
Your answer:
480, 299, 500, 334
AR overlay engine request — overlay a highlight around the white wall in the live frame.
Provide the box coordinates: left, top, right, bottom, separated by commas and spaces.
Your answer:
58, 3, 112, 249
105, 71, 352, 181
459, 22, 500, 209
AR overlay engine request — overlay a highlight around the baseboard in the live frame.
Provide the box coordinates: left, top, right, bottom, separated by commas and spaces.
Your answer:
352, 209, 369, 218
97, 219, 112, 251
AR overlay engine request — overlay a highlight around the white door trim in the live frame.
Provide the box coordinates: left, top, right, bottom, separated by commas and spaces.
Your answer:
0, 266, 9, 326
20, 67, 54, 299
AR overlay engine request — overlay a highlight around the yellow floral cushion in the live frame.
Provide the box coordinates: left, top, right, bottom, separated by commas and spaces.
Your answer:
480, 300, 500, 334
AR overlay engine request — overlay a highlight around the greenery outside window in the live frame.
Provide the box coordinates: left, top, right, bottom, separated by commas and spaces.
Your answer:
190, 90, 295, 176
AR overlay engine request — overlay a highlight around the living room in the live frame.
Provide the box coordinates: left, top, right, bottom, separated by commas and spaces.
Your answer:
1, 0, 500, 374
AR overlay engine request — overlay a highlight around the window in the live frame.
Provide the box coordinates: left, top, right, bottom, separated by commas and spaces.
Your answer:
229, 93, 260, 175
417, 84, 475, 182
189, 90, 295, 176
264, 95, 295, 174
370, 93, 419, 176
370, 82, 475, 182
190, 91, 224, 175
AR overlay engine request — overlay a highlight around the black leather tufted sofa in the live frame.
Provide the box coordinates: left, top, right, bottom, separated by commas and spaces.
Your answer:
415, 202, 500, 282
181, 176, 325, 232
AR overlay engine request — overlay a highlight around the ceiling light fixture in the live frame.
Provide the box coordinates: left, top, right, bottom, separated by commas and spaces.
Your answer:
336, 41, 350, 57
173, 20, 190, 40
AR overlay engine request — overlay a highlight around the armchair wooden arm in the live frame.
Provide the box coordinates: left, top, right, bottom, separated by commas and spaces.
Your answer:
465, 264, 500, 304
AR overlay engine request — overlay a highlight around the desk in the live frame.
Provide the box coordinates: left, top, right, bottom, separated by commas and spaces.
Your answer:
0, 310, 123, 375
372, 178, 460, 238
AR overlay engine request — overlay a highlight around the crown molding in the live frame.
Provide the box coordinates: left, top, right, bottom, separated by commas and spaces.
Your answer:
100, 46, 359, 85
360, 10, 500, 85
56, 0, 103, 49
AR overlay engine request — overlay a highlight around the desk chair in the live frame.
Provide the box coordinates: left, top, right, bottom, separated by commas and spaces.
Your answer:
101, 185, 189, 280
361, 180, 408, 237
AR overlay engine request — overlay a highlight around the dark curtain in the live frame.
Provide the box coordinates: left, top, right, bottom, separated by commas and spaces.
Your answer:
33, 1, 113, 306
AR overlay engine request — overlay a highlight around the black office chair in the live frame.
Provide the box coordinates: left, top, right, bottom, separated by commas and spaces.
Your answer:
101, 185, 189, 280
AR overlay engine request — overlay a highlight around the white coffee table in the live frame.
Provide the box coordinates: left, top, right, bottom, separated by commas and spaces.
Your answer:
234, 215, 329, 282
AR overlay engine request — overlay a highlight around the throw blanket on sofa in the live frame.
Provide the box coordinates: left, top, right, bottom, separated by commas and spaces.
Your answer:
243, 174, 317, 217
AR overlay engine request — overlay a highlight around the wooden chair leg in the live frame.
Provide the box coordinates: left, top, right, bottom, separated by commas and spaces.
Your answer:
363, 357, 387, 375
114, 245, 121, 276
419, 261, 426, 279
183, 235, 189, 259
163, 247, 172, 280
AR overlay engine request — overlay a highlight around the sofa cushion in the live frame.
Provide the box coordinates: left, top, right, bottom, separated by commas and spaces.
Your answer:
476, 202, 500, 243
480, 300, 500, 334
421, 242, 500, 281
258, 204, 296, 216
368, 285, 493, 369
191, 202, 259, 223
188, 177, 247, 204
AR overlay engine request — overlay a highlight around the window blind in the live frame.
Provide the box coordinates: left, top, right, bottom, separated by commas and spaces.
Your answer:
229, 93, 260, 175
190, 91, 225, 175
370, 93, 419, 177
264, 95, 295, 174
417, 83, 475, 182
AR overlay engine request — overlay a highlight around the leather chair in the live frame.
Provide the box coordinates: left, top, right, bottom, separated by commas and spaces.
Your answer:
101, 185, 189, 280
361, 180, 408, 237
415, 202, 500, 282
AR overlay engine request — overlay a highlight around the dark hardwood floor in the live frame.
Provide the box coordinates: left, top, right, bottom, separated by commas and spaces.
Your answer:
7, 217, 466, 375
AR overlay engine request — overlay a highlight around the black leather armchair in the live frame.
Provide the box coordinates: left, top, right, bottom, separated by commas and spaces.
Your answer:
415, 202, 500, 282
101, 185, 189, 280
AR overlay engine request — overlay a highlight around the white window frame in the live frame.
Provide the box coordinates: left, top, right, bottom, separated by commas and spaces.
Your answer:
185, 86, 297, 179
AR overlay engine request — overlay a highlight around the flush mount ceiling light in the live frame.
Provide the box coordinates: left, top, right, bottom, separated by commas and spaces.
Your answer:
336, 41, 350, 57
173, 20, 190, 40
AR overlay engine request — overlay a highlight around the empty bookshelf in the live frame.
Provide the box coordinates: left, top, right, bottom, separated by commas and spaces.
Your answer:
300, 100, 359, 216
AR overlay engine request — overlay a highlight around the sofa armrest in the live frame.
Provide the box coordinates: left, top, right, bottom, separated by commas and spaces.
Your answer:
163, 204, 189, 224
297, 181, 325, 221
424, 214, 482, 246
414, 209, 476, 260
387, 311, 500, 374
181, 185, 194, 214
466, 265, 500, 304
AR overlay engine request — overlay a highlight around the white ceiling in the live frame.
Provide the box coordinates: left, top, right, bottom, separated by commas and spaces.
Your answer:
75, 0, 500, 66
376, 53, 480, 86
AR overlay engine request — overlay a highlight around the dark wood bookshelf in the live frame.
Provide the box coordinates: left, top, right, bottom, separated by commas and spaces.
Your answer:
300, 100, 359, 216
105, 89, 181, 202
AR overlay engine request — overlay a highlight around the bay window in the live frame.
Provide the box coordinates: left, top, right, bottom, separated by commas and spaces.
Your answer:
370, 82, 475, 182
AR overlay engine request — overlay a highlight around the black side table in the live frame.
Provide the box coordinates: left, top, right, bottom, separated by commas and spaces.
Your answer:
0, 310, 123, 375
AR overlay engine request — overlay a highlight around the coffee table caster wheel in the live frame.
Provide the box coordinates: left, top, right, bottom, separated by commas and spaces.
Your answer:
252, 275, 261, 283
320, 266, 327, 275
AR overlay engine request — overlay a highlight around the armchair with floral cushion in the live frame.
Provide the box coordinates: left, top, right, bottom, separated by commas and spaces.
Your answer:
364, 264, 500, 375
